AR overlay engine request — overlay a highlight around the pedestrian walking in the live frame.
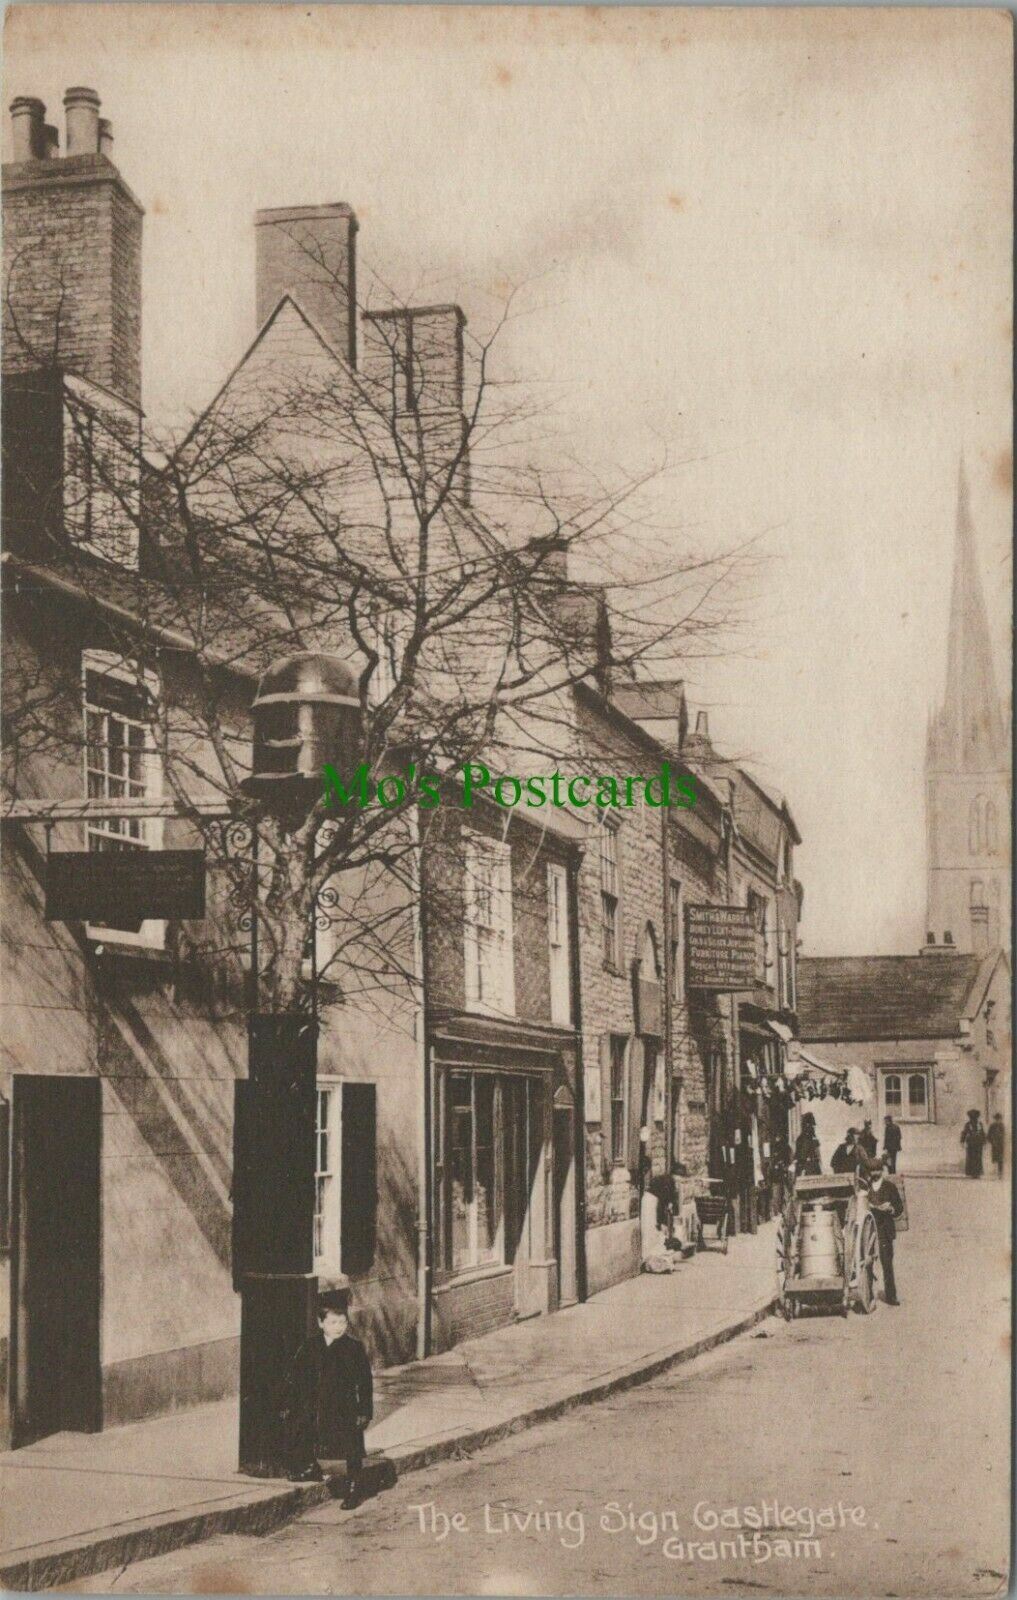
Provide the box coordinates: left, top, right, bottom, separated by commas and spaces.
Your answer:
987, 1113, 1005, 1179
883, 1113, 902, 1174
794, 1111, 822, 1176
867, 1157, 905, 1306
960, 1109, 986, 1179
285, 1285, 374, 1506
831, 1127, 861, 1174
858, 1120, 878, 1160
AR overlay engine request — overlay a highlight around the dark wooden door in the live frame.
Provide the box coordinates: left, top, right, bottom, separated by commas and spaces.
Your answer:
11, 1075, 102, 1446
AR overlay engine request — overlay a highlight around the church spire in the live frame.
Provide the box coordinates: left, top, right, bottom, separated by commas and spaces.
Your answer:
929, 455, 1005, 772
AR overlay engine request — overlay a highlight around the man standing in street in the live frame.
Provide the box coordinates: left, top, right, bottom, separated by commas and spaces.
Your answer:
987, 1113, 1005, 1179
868, 1157, 905, 1306
883, 1113, 902, 1173
859, 1119, 878, 1160
831, 1127, 860, 1173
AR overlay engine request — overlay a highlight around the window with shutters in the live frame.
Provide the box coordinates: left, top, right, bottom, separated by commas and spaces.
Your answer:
314, 1082, 341, 1269
82, 650, 164, 948
311, 1079, 377, 1275
600, 822, 621, 970
464, 836, 515, 1015
547, 862, 572, 1025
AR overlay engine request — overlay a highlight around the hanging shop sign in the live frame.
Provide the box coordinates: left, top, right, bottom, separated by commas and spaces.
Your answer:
46, 850, 206, 924
685, 904, 757, 990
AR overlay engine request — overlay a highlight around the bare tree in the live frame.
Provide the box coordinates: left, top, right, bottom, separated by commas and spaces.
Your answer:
3, 258, 755, 1017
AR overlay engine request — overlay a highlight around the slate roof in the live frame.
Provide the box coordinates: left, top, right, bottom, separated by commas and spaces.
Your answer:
797, 953, 991, 1043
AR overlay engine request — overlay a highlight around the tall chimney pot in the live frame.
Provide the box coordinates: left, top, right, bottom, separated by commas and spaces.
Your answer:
64, 86, 101, 156
98, 117, 113, 159
10, 96, 45, 161
696, 710, 710, 737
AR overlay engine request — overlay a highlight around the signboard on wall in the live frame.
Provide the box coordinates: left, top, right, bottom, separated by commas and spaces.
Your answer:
685, 904, 757, 990
46, 850, 206, 924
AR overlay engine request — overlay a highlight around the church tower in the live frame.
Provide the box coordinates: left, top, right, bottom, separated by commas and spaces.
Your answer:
925, 459, 1010, 954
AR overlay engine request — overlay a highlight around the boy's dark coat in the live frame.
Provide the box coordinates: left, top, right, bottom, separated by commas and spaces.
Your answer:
286, 1330, 373, 1467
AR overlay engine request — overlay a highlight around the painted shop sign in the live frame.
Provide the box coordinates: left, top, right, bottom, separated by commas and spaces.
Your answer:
685, 904, 757, 990
46, 850, 206, 924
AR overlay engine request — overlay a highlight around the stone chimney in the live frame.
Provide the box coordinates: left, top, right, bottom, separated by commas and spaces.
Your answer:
3, 88, 143, 405
683, 708, 714, 760
255, 203, 358, 367
10, 97, 45, 161
64, 86, 100, 155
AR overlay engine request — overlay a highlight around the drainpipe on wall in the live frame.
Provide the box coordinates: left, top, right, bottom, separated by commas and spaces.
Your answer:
568, 850, 588, 1303
412, 810, 433, 1361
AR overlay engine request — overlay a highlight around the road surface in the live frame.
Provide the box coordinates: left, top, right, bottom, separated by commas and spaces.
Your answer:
74, 1175, 1010, 1597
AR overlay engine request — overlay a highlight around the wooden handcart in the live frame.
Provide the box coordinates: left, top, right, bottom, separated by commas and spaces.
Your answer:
694, 1180, 730, 1254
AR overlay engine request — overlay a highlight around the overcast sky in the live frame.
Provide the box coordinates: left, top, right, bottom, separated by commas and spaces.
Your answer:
5, 5, 1011, 955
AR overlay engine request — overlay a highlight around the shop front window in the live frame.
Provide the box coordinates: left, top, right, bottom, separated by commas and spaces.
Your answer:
445, 1072, 502, 1271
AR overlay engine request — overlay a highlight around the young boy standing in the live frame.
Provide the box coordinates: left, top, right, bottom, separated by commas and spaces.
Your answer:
286, 1285, 374, 1507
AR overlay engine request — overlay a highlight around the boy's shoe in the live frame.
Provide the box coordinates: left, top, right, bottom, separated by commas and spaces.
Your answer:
289, 1462, 325, 1483
340, 1480, 363, 1509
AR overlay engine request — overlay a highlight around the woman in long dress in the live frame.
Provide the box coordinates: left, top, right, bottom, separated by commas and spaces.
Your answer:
960, 1108, 986, 1179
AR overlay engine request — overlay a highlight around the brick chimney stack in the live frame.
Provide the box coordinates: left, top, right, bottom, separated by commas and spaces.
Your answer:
255, 203, 358, 368
2, 87, 143, 405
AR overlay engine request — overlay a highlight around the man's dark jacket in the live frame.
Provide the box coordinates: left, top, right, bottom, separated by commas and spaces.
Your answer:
285, 1331, 373, 1467
868, 1177, 904, 1240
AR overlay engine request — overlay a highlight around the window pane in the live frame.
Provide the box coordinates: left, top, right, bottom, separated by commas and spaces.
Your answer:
885, 1075, 902, 1108
908, 1074, 927, 1109
449, 1075, 473, 1270
476, 1076, 498, 1261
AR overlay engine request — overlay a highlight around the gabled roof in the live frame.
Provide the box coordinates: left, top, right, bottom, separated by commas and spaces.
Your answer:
797, 951, 1006, 1043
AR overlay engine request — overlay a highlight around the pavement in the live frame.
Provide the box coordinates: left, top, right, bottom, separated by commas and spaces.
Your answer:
1, 1215, 778, 1591
61, 1175, 1013, 1599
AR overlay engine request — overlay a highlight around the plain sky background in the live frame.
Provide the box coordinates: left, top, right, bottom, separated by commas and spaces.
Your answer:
5, 5, 1012, 956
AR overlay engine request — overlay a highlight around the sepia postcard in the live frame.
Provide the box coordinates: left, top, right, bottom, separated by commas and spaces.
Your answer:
0, 5, 1012, 1596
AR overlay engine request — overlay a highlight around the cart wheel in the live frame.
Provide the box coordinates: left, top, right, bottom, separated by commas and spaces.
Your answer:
854, 1214, 878, 1314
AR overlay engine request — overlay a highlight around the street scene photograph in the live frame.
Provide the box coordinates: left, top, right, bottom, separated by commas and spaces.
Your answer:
0, 6, 1011, 1596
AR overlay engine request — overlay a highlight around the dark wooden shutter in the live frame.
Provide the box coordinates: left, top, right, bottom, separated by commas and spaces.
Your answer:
232, 1018, 317, 1283
341, 1082, 377, 1276
627, 1036, 645, 1173
599, 1035, 613, 1173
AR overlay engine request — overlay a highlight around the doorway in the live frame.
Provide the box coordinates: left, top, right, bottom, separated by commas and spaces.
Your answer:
504, 1075, 544, 1318
11, 1075, 102, 1446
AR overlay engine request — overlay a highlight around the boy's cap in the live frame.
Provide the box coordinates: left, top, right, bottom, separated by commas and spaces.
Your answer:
318, 1289, 350, 1314
318, 1273, 352, 1314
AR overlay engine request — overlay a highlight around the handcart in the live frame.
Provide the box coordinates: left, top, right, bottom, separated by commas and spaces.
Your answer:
694, 1179, 730, 1255
775, 1171, 881, 1318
